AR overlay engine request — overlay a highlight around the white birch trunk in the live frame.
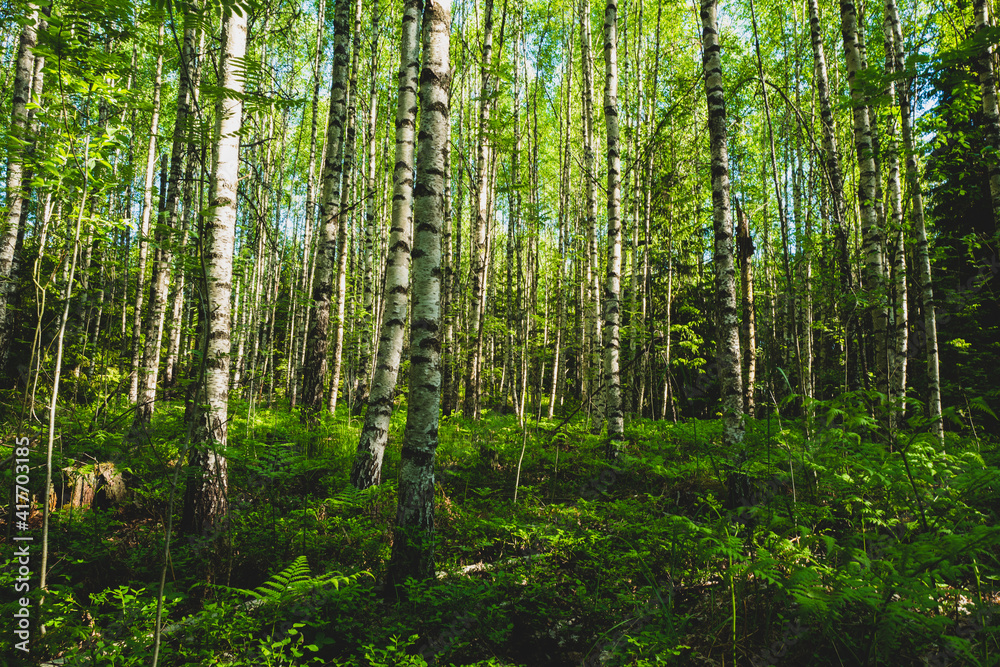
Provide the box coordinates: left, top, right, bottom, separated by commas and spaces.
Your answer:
389, 0, 450, 587
701, 0, 744, 449
350, 0, 421, 490
603, 0, 624, 452
183, 3, 246, 539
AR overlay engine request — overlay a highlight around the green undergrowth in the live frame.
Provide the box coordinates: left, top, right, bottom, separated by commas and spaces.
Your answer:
2, 392, 999, 665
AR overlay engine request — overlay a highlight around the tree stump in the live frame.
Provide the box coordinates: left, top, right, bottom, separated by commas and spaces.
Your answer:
52, 462, 127, 510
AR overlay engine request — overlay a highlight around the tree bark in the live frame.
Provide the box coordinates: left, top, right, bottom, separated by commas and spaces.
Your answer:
350, 0, 422, 490
0, 5, 39, 379
808, 0, 859, 391
701, 0, 744, 450
302, 0, 353, 417
603, 0, 624, 454
388, 0, 450, 588
974, 0, 1000, 224
841, 0, 887, 394
464, 0, 495, 420
580, 0, 604, 434
357, 0, 381, 409
735, 198, 756, 417
328, 0, 365, 415
132, 7, 199, 430
886, 0, 943, 442
181, 2, 247, 541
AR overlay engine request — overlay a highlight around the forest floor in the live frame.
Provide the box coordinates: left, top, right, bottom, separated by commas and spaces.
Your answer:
3, 392, 1000, 666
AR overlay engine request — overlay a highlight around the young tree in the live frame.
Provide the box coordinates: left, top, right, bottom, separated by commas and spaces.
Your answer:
182, 0, 247, 538
388, 0, 450, 587
356, 0, 381, 407
701, 0, 744, 450
808, 0, 858, 390
580, 0, 604, 433
886, 0, 943, 441
132, 2, 200, 430
350, 0, 422, 489
328, 0, 365, 414
464, 0, 495, 420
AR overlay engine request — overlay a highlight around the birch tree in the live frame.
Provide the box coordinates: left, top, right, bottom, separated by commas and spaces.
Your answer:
131, 4, 200, 429
350, 0, 422, 490
302, 0, 352, 416
603, 0, 624, 453
0, 5, 39, 377
389, 0, 450, 587
808, 0, 858, 390
840, 0, 887, 393
886, 0, 943, 442
974, 0, 1000, 223
182, 0, 247, 539
464, 0, 495, 420
701, 0, 744, 449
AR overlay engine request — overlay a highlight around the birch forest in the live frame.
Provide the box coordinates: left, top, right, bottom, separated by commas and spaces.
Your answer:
2, 0, 1000, 663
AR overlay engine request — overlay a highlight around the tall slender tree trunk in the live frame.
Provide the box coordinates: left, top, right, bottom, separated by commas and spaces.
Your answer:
886, 0, 943, 442
603, 0, 624, 454
974, 0, 1000, 224
182, 2, 247, 542
0, 5, 39, 379
580, 0, 604, 434
357, 0, 380, 408
808, 0, 858, 391
388, 0, 450, 587
303, 0, 353, 417
701, 0, 744, 450
735, 198, 756, 417
328, 0, 365, 415
350, 0, 422, 490
290, 0, 326, 409
166, 28, 203, 390
464, 0, 495, 420
881, 11, 907, 428
841, 0, 887, 395
132, 8, 199, 429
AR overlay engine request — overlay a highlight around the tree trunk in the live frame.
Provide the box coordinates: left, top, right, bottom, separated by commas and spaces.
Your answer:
464, 0, 495, 420
350, 0, 422, 490
328, 0, 365, 415
388, 0, 450, 588
974, 0, 1000, 224
603, 0, 624, 455
132, 9, 199, 430
356, 0, 381, 409
886, 0, 943, 442
881, 11, 907, 428
701, 0, 744, 450
735, 198, 756, 417
808, 0, 858, 391
580, 0, 604, 434
840, 0, 887, 395
302, 0, 353, 416
182, 3, 247, 541
0, 5, 39, 378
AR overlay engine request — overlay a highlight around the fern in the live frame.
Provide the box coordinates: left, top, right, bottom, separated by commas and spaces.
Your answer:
229, 556, 371, 609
